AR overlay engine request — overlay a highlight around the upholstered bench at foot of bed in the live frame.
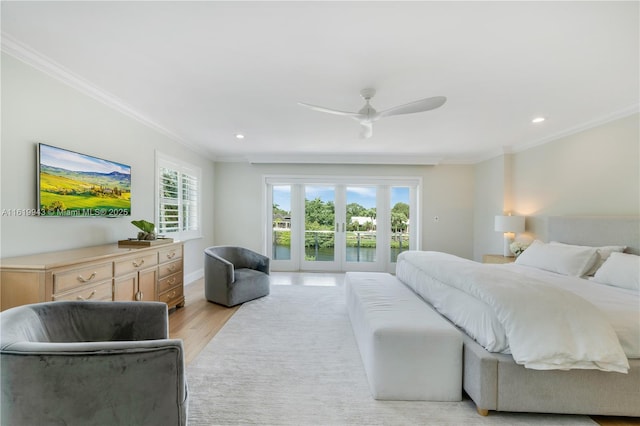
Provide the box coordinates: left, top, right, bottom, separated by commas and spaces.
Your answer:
345, 271, 463, 401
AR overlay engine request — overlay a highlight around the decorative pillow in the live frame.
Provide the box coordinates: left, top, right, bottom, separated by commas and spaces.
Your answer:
550, 241, 626, 276
592, 252, 640, 291
515, 240, 598, 277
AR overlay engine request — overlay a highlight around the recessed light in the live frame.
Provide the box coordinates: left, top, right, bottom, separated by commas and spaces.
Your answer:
235, 133, 245, 140
532, 117, 545, 124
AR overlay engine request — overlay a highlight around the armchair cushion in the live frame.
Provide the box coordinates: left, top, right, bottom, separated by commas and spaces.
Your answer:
1, 301, 188, 426
1, 301, 168, 348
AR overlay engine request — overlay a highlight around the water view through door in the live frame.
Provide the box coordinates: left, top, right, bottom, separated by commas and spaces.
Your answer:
303, 185, 336, 265
269, 179, 416, 272
344, 186, 377, 265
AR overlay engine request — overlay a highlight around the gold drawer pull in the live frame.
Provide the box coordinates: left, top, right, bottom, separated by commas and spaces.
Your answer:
77, 272, 97, 283
77, 290, 96, 301
132, 259, 145, 267
166, 251, 176, 259
168, 277, 176, 285
168, 290, 176, 298
168, 264, 177, 272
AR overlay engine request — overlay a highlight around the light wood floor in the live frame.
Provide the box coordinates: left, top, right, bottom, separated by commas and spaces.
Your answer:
169, 278, 239, 365
170, 277, 639, 426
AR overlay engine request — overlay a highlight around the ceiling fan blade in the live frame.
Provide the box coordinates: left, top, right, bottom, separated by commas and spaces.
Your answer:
359, 122, 373, 139
378, 96, 447, 118
298, 102, 362, 117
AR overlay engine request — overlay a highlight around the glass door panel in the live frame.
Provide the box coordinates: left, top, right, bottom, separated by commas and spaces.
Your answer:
266, 178, 419, 273
302, 186, 336, 267
390, 186, 411, 262
272, 185, 292, 261
345, 186, 377, 264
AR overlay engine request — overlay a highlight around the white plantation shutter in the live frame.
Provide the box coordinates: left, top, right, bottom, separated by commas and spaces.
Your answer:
159, 167, 179, 233
156, 153, 201, 240
181, 172, 198, 232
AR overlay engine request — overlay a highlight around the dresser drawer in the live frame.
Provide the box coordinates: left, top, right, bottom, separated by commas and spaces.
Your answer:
114, 253, 158, 276
158, 286, 183, 305
159, 259, 182, 279
158, 272, 182, 294
158, 246, 182, 263
53, 262, 112, 293
52, 280, 112, 302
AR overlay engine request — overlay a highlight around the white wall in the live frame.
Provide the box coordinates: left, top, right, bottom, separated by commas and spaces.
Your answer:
0, 54, 215, 280
472, 155, 507, 261
214, 162, 475, 261
473, 113, 640, 255
512, 113, 639, 240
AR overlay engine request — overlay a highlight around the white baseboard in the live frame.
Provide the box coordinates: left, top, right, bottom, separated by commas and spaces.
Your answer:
184, 268, 204, 286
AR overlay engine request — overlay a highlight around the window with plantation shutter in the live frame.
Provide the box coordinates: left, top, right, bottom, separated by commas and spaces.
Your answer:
181, 172, 198, 232
156, 153, 201, 240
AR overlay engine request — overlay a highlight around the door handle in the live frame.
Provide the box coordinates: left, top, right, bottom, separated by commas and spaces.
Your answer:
342, 223, 345, 232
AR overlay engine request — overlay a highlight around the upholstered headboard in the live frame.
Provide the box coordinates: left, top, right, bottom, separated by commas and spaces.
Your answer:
547, 216, 640, 255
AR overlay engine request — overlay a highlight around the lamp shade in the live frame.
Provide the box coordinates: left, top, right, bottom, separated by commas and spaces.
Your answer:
494, 215, 525, 233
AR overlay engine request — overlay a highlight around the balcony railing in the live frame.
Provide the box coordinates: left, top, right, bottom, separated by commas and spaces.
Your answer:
272, 228, 409, 262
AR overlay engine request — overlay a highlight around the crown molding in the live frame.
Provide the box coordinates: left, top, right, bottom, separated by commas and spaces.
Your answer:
1, 32, 215, 161
510, 105, 640, 154
244, 153, 442, 165
446, 146, 512, 165
448, 106, 640, 165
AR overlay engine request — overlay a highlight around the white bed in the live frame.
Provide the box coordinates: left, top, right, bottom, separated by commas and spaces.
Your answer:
501, 263, 639, 358
395, 216, 640, 416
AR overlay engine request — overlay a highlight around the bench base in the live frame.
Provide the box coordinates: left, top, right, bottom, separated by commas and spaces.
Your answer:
345, 272, 462, 401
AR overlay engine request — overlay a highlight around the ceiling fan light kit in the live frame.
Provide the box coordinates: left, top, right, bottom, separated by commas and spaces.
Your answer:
298, 88, 446, 138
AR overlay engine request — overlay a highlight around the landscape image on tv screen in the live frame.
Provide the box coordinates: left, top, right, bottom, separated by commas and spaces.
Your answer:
38, 143, 131, 217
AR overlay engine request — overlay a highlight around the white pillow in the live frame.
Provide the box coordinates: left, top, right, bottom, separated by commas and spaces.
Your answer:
515, 240, 598, 277
592, 252, 640, 291
550, 241, 626, 276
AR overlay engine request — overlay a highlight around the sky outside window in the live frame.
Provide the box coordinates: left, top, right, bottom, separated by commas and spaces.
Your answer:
275, 186, 410, 212
391, 187, 409, 207
273, 186, 291, 211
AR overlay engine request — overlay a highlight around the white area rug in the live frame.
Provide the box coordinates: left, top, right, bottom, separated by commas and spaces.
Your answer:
187, 285, 595, 425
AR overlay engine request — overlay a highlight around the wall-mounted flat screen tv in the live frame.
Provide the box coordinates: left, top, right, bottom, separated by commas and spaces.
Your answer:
37, 143, 131, 217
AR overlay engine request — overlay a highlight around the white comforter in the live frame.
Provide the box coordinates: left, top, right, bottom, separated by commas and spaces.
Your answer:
396, 251, 630, 373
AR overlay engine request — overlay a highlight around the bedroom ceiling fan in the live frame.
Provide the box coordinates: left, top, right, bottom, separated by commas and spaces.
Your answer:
298, 88, 446, 139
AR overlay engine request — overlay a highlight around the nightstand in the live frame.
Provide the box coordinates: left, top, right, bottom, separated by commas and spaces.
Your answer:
482, 254, 516, 264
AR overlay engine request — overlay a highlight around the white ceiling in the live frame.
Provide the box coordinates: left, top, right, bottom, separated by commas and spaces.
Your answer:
2, 1, 638, 164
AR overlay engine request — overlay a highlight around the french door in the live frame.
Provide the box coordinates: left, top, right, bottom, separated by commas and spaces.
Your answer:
299, 184, 382, 272
265, 177, 419, 273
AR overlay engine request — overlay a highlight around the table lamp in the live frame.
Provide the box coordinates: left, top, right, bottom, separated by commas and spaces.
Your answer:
495, 215, 525, 257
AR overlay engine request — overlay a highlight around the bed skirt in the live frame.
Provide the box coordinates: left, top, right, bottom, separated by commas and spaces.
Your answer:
462, 333, 640, 416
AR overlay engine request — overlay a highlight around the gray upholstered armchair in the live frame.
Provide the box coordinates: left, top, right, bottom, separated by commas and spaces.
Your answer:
204, 246, 270, 307
0, 301, 188, 426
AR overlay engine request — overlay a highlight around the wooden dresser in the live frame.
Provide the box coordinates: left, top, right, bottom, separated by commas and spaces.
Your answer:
0, 242, 184, 312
